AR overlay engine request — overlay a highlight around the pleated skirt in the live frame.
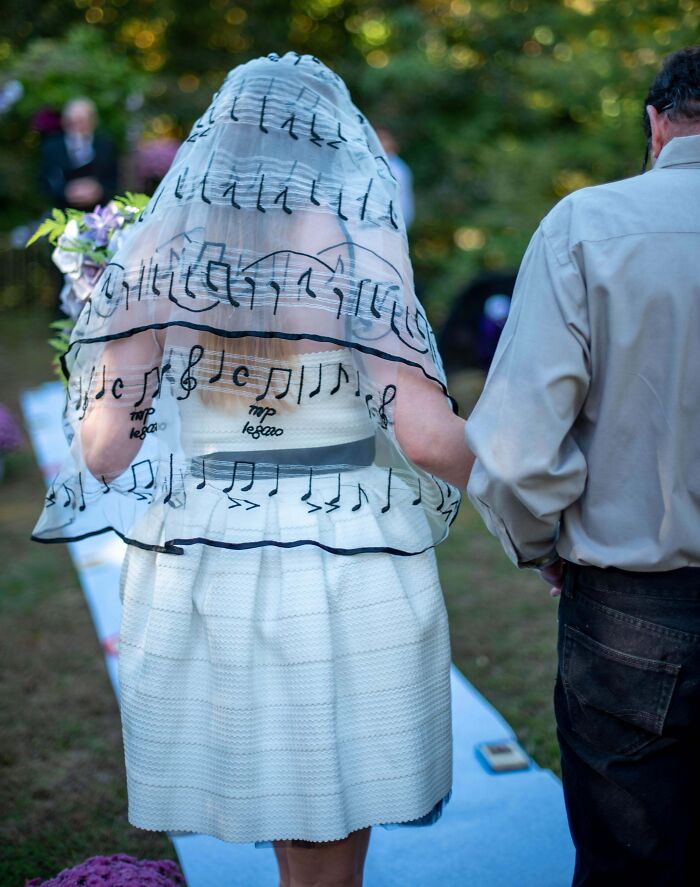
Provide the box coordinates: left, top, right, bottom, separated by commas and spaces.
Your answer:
117, 468, 453, 844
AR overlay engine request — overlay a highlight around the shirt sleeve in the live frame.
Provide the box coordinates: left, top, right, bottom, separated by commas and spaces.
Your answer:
465, 222, 591, 567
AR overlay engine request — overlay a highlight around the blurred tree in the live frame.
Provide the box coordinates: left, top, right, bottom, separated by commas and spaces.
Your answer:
1, 0, 698, 315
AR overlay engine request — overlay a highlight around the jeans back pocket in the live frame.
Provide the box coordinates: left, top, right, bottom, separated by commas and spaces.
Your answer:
561, 624, 681, 755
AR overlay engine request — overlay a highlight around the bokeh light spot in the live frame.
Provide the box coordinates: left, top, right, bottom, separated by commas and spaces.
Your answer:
454, 227, 485, 251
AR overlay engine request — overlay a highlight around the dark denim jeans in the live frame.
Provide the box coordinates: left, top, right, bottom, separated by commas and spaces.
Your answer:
555, 563, 700, 887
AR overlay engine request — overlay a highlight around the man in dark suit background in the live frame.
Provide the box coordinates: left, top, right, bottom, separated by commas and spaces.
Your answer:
39, 97, 118, 210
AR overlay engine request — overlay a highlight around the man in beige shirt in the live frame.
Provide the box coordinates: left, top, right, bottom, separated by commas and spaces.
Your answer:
466, 47, 700, 885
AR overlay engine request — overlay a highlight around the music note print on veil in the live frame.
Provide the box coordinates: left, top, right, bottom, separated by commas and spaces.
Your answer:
128, 459, 155, 502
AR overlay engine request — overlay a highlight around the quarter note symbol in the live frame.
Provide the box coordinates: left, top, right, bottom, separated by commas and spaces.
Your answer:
208, 349, 225, 384
326, 474, 341, 513
360, 179, 373, 221
256, 174, 266, 212
196, 459, 206, 490
327, 121, 347, 150
241, 463, 255, 493
333, 287, 344, 319
245, 275, 256, 309
435, 479, 446, 512
269, 280, 281, 314
269, 464, 280, 497
78, 366, 95, 420
163, 455, 174, 505
301, 468, 313, 502
310, 179, 320, 206
370, 284, 382, 318
100, 475, 110, 494
95, 364, 106, 400
201, 164, 212, 204
175, 166, 188, 199
381, 468, 392, 514
309, 363, 323, 397
296, 364, 305, 404
309, 113, 323, 146
336, 189, 348, 221
412, 478, 422, 506
403, 305, 416, 339
77, 472, 86, 511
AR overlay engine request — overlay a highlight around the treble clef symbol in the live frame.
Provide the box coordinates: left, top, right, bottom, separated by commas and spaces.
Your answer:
177, 345, 204, 401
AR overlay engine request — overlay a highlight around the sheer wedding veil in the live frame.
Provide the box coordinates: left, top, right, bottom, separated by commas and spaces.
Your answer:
32, 52, 460, 557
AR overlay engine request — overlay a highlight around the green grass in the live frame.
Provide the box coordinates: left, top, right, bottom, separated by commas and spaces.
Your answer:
0, 310, 560, 885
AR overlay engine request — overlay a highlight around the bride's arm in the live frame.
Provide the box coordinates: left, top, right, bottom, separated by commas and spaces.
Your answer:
80, 329, 164, 482
394, 365, 474, 489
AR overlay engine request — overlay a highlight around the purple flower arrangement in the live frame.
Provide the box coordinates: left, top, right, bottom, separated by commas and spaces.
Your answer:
0, 402, 22, 478
24, 853, 185, 887
0, 403, 22, 454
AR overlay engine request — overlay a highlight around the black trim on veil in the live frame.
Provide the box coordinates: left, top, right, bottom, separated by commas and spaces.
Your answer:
32, 52, 460, 557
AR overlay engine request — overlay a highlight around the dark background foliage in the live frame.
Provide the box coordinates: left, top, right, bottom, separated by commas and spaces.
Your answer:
1, 0, 698, 316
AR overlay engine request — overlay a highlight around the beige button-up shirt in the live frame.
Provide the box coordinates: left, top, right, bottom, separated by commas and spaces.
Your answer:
466, 134, 700, 571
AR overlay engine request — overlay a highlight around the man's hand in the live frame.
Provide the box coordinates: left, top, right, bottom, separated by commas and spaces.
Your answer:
540, 559, 565, 598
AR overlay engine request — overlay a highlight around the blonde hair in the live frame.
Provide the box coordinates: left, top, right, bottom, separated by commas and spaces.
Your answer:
198, 331, 299, 409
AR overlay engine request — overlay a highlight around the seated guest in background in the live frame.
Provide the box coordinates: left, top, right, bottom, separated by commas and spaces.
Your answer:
39, 97, 118, 210
437, 271, 516, 373
466, 46, 700, 885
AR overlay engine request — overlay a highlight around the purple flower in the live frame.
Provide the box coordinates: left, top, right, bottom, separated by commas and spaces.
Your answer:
0, 403, 22, 453
83, 203, 124, 247
23, 854, 185, 887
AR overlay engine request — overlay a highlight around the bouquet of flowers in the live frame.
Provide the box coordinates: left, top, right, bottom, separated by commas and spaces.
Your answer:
26, 193, 149, 380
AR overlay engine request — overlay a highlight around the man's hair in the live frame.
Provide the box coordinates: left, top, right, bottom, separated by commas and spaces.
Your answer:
643, 46, 700, 138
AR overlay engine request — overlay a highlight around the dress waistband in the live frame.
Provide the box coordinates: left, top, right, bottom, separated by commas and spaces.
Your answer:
192, 436, 376, 480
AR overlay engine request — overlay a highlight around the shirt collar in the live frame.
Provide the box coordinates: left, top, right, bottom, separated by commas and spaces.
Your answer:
654, 133, 700, 170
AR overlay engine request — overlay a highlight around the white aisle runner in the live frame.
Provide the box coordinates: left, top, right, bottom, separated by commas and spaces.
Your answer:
22, 381, 574, 887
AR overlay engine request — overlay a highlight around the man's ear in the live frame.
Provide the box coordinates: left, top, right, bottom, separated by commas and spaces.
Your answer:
647, 104, 669, 162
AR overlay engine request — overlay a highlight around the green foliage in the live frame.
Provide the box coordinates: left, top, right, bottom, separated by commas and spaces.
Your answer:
113, 191, 150, 212
1, 1, 699, 315
24, 208, 81, 246
6, 24, 147, 142
47, 318, 73, 385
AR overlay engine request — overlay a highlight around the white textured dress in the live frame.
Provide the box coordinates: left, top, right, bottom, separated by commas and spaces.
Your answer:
118, 348, 452, 844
